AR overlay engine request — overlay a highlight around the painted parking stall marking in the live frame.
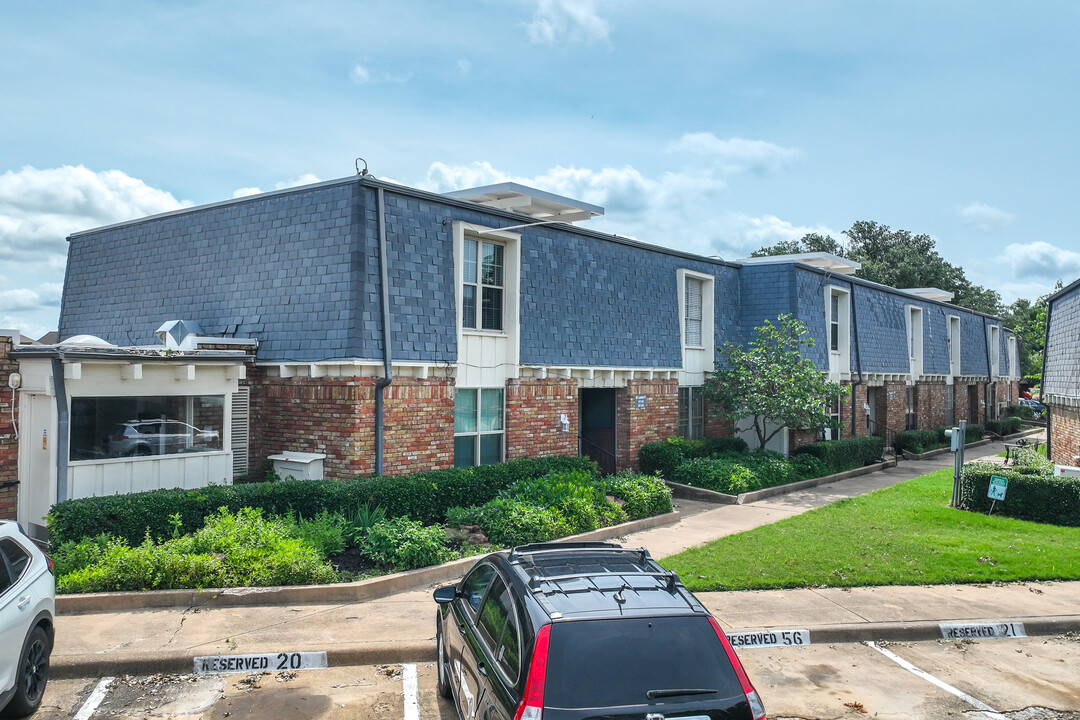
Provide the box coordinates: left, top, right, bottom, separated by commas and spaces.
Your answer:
194, 651, 328, 674
939, 622, 1026, 640
726, 628, 811, 649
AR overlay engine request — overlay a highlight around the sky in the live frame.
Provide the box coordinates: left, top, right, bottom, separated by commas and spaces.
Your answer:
2, 0, 1079, 339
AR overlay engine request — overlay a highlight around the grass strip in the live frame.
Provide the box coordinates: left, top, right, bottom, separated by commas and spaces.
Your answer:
660, 468, 1080, 591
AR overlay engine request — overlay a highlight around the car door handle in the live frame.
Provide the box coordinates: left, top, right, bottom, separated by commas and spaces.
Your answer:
17, 595, 31, 610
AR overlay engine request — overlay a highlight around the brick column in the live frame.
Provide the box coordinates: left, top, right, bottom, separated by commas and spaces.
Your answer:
506, 378, 579, 460
1050, 406, 1080, 466
615, 380, 678, 471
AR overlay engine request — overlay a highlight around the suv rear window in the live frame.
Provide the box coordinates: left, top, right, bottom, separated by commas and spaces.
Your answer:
544, 616, 743, 709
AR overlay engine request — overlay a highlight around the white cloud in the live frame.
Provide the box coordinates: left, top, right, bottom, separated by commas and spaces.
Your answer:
959, 202, 1014, 231
350, 64, 371, 84
525, 0, 610, 45
231, 173, 322, 199
668, 133, 803, 176
349, 63, 412, 85
0, 165, 187, 334
457, 59, 472, 76
418, 138, 826, 260
1001, 241, 1080, 281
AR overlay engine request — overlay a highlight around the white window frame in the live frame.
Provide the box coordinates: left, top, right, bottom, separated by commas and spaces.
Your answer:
906, 306, 924, 378
905, 384, 918, 431
987, 325, 1001, 379
453, 387, 505, 467
678, 386, 705, 439
947, 315, 961, 377
1007, 335, 1018, 378
677, 269, 715, 383
825, 286, 851, 377
823, 392, 842, 441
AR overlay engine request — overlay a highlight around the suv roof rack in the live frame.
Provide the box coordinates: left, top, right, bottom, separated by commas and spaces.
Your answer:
509, 542, 652, 565
526, 569, 680, 593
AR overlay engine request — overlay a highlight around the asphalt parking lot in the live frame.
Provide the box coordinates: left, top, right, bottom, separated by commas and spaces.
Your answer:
33, 634, 1080, 720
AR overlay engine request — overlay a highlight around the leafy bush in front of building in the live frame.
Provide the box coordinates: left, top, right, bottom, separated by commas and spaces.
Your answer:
965, 424, 984, 441
960, 460, 1080, 527
359, 517, 455, 570
893, 429, 947, 454
638, 436, 749, 479
476, 499, 573, 547
48, 455, 600, 547
55, 507, 338, 594
604, 472, 673, 519
670, 450, 820, 495
791, 436, 885, 472
986, 416, 1023, 437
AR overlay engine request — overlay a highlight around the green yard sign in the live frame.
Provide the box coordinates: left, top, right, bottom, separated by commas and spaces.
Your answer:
988, 475, 1008, 501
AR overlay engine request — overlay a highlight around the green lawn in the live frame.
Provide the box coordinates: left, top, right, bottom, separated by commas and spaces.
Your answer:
660, 468, 1080, 591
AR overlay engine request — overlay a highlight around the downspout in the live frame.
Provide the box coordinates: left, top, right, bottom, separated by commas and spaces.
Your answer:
1041, 298, 1053, 461
849, 283, 863, 436
51, 355, 69, 504
983, 317, 993, 424
373, 184, 394, 476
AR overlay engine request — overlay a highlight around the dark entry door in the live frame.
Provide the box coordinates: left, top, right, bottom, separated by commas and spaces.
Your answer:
580, 389, 617, 475
968, 385, 979, 424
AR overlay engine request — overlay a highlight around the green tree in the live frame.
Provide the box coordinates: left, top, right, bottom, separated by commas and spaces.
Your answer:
702, 314, 846, 450
752, 222, 1003, 316
1002, 280, 1060, 383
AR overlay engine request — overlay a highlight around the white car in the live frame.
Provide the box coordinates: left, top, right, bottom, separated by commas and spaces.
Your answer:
0, 521, 54, 718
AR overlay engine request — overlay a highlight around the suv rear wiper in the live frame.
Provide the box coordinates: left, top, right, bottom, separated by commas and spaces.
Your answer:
646, 688, 718, 699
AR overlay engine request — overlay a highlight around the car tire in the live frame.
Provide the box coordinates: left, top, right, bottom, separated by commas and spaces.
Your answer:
0, 626, 50, 718
134, 445, 152, 457
436, 618, 452, 700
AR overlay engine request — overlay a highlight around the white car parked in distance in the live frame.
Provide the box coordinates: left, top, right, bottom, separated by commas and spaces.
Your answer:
0, 520, 54, 718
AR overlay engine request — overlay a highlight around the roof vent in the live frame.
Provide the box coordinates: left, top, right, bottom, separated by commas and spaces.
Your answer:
60, 334, 115, 347
155, 320, 205, 350
901, 288, 955, 302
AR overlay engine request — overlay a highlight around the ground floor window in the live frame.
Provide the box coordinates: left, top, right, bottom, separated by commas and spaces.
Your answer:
678, 387, 705, 439
822, 393, 843, 440
455, 388, 504, 467
905, 386, 918, 431
69, 395, 225, 461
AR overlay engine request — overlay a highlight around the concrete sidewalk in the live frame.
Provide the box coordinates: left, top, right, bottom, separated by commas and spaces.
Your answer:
53, 433, 1080, 679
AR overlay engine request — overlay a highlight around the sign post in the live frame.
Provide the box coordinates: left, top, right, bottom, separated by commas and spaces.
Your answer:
988, 474, 1008, 514
947, 420, 966, 507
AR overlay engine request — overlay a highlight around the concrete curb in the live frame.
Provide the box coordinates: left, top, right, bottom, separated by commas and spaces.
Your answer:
903, 429, 1042, 461
55, 511, 682, 614
50, 615, 1080, 679
665, 458, 898, 506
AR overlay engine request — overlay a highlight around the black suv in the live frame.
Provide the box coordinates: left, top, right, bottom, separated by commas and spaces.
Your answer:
434, 542, 766, 720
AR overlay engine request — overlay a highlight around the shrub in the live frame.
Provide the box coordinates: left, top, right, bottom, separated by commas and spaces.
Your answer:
497, 470, 626, 535
604, 472, 672, 519
965, 424, 984, 442
893, 429, 946, 455
986, 416, 1023, 437
789, 453, 828, 480
960, 462, 1080, 527
290, 510, 347, 557
55, 507, 337, 593
51, 533, 117, 577
478, 499, 572, 547
48, 455, 599, 547
360, 517, 454, 570
671, 458, 756, 495
792, 436, 884, 472
638, 436, 748, 479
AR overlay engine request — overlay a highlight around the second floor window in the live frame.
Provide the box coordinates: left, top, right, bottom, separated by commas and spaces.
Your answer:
684, 277, 703, 347
463, 238, 504, 331
830, 292, 840, 352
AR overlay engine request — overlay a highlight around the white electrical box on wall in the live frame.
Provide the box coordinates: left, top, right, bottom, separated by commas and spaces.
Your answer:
1054, 465, 1080, 479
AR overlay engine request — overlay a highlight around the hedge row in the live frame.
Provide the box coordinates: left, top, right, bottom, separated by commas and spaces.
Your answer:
48, 455, 599, 547
894, 424, 984, 455
961, 457, 1080, 527
986, 416, 1023, 437
638, 436, 749, 479
670, 451, 827, 495
791, 436, 884, 472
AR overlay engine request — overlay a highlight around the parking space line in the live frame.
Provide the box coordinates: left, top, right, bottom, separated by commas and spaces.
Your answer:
73, 676, 115, 720
402, 663, 420, 720
864, 642, 1006, 718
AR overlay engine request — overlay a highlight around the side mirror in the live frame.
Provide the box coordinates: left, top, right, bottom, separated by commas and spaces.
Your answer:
433, 585, 458, 604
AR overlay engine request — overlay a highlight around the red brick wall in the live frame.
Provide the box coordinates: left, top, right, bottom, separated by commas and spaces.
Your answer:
616, 380, 678, 471
922, 381, 948, 430
0, 335, 18, 520
703, 400, 735, 438
506, 379, 578, 460
883, 382, 909, 433
1050, 405, 1080, 466
246, 369, 453, 479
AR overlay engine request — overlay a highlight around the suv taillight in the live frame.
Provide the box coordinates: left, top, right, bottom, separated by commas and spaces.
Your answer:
513, 625, 551, 720
44, 552, 55, 575
709, 617, 767, 720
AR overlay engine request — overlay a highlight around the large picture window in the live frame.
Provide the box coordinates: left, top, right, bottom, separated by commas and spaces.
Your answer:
69, 395, 224, 461
463, 238, 504, 331
454, 388, 504, 467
